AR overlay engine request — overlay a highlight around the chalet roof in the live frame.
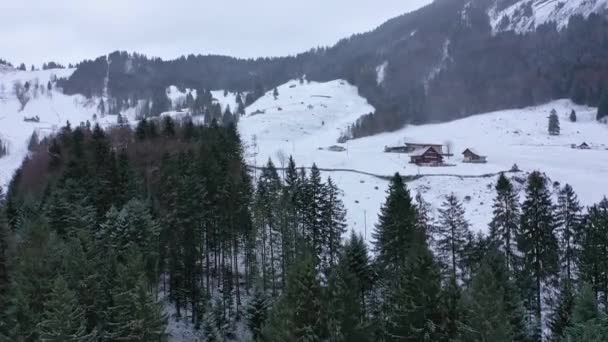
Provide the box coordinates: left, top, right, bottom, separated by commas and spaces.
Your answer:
411, 146, 440, 157
462, 148, 486, 157
405, 142, 443, 147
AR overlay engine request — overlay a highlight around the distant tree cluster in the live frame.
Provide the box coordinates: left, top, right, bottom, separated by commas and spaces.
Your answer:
42, 61, 66, 70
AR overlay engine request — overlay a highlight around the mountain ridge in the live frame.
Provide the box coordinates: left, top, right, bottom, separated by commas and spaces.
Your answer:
18, 0, 608, 136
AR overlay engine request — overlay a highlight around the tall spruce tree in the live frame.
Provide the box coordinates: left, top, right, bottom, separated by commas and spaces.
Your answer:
436, 193, 470, 283
555, 184, 582, 284
489, 173, 521, 274
579, 198, 608, 308
372, 173, 418, 275
320, 177, 347, 273
518, 171, 559, 340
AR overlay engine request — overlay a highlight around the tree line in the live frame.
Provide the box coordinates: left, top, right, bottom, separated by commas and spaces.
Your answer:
1, 116, 608, 341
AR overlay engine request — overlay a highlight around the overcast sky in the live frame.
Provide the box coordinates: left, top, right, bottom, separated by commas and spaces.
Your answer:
2, 0, 432, 67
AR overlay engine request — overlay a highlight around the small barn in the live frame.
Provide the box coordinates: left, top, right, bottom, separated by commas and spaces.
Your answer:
578, 142, 590, 150
462, 148, 487, 163
410, 146, 444, 165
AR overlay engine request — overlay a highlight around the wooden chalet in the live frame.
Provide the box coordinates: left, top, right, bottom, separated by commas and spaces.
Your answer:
462, 148, 487, 163
410, 146, 444, 165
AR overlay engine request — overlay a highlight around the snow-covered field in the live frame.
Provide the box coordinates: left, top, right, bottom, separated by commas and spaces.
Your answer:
2, 68, 608, 238
239, 79, 608, 236
0, 68, 124, 187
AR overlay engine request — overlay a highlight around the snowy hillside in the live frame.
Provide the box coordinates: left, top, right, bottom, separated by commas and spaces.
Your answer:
239, 79, 608, 237
0, 68, 125, 187
489, 0, 608, 33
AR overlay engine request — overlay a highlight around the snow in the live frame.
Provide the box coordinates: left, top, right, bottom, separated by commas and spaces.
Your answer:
376, 61, 388, 85
490, 0, 608, 34
0, 68, 127, 188
239, 78, 608, 237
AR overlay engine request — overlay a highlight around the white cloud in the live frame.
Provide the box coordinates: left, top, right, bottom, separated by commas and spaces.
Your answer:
1, 0, 432, 66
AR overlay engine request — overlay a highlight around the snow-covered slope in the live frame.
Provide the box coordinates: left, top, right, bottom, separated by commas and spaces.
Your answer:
239, 79, 608, 237
0, 68, 121, 187
490, 0, 608, 33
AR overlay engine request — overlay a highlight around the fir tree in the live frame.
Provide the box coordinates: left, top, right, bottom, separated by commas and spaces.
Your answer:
273, 87, 279, 100
566, 284, 608, 340
162, 115, 175, 137
436, 193, 470, 283
246, 285, 270, 341
569, 110, 577, 123
37, 276, 94, 342
266, 256, 325, 342
103, 263, 167, 341
518, 171, 559, 339
548, 110, 560, 136
555, 184, 582, 284
597, 88, 608, 121
579, 198, 608, 308
489, 173, 520, 274
549, 281, 575, 341
326, 245, 372, 342
372, 173, 419, 275
320, 177, 347, 272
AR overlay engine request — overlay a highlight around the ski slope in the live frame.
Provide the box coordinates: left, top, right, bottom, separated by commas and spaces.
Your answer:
239, 79, 608, 236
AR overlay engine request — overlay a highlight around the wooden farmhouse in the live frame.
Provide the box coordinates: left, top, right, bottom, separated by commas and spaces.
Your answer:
462, 148, 487, 163
410, 146, 444, 165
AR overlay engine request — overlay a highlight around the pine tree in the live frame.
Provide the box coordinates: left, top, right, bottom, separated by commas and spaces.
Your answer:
103, 263, 167, 341
569, 110, 577, 123
326, 245, 372, 342
273, 87, 279, 100
372, 173, 419, 275
162, 115, 175, 137
320, 177, 347, 272
302, 164, 326, 268
597, 88, 608, 121
436, 193, 470, 283
343, 231, 372, 317
518, 171, 559, 340
246, 285, 270, 341
579, 198, 608, 308
383, 238, 445, 341
549, 281, 575, 341
548, 110, 560, 135
462, 252, 514, 342
489, 173, 520, 274
555, 184, 582, 284
268, 256, 325, 342
200, 304, 222, 342
566, 284, 608, 340
37, 276, 95, 342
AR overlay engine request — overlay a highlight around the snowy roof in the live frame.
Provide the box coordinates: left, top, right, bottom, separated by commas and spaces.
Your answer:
462, 148, 485, 157
411, 146, 439, 157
